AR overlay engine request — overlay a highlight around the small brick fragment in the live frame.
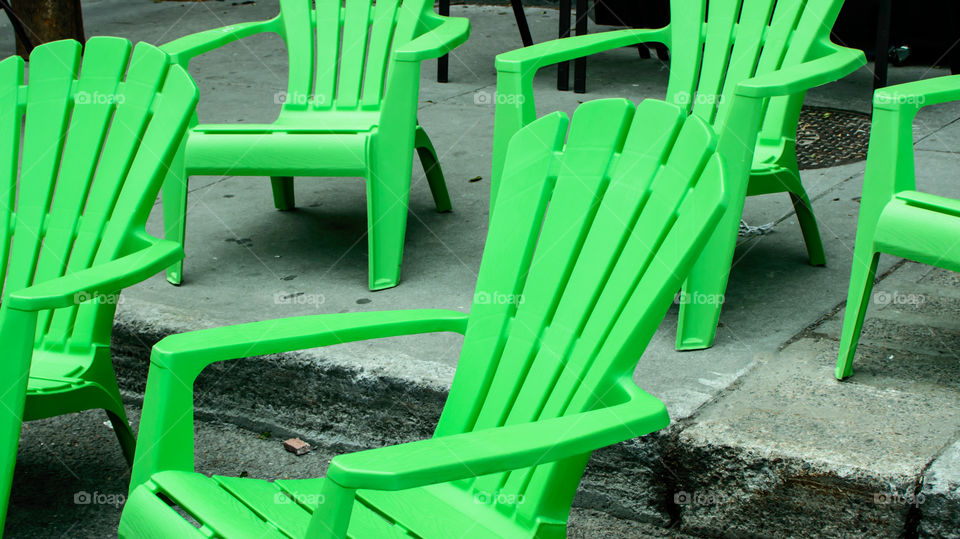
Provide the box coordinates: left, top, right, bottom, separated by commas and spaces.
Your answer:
283, 438, 311, 456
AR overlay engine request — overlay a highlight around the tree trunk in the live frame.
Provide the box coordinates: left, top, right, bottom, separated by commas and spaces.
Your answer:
11, 0, 85, 58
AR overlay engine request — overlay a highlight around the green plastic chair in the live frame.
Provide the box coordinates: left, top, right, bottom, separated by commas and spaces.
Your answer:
159, 0, 470, 291
0, 38, 198, 530
118, 97, 729, 538
836, 75, 960, 379
492, 0, 866, 351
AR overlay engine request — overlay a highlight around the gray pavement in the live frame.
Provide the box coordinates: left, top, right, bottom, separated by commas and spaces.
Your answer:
4, 0, 960, 537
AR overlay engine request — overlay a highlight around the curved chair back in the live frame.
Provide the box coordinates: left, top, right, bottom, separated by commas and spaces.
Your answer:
438, 98, 728, 530
276, 0, 433, 116
0, 37, 197, 352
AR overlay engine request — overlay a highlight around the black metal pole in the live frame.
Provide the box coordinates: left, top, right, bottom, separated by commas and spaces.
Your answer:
557, 0, 571, 90
873, 0, 892, 90
573, 0, 587, 93
0, 0, 32, 54
510, 0, 534, 47
437, 0, 450, 82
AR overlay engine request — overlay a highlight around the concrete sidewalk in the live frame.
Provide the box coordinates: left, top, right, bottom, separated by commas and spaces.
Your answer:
5, 0, 960, 537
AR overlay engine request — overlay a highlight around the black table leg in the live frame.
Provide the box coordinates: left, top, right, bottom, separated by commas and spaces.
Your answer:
0, 0, 32, 53
510, 0, 534, 47
557, 0, 571, 90
437, 0, 450, 82
573, 0, 587, 93
873, 0, 891, 90
653, 43, 669, 61
951, 2, 960, 75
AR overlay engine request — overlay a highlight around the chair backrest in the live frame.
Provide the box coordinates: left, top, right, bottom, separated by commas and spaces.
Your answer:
275, 0, 432, 114
0, 37, 197, 352
435, 98, 728, 529
664, 0, 845, 139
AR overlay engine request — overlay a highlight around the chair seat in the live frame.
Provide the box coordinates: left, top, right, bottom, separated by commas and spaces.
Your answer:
873, 191, 960, 273
26, 375, 84, 394
750, 136, 795, 175
26, 347, 95, 385
23, 373, 121, 422
184, 129, 369, 177
745, 143, 799, 196
20, 346, 127, 422
751, 142, 782, 168
194, 109, 381, 135
128, 471, 516, 538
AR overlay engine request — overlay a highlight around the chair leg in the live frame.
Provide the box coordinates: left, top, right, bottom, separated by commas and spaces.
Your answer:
162, 141, 188, 286
88, 348, 136, 465
836, 250, 881, 380
676, 187, 746, 351
755, 166, 826, 266
105, 409, 137, 467
414, 126, 451, 212
306, 480, 356, 539
0, 309, 37, 532
789, 190, 827, 266
366, 161, 412, 291
270, 176, 296, 211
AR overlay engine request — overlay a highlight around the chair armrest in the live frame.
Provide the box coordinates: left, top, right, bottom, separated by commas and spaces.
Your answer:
325, 382, 668, 491
872, 74, 960, 113
491, 27, 669, 202
160, 18, 279, 65
859, 75, 960, 203
495, 27, 669, 74
129, 308, 469, 490
394, 16, 470, 62
735, 43, 865, 98
4, 239, 183, 312
152, 309, 469, 381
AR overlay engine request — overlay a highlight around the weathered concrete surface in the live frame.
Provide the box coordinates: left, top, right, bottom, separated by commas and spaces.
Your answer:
655, 263, 960, 538
922, 441, 960, 539
4, 0, 960, 537
9, 409, 690, 537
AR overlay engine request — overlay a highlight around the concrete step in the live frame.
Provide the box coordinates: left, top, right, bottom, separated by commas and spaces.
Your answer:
98, 262, 960, 538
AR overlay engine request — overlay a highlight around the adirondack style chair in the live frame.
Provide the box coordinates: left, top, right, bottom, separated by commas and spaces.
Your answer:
836, 75, 960, 379
0, 38, 197, 530
159, 0, 471, 291
118, 97, 729, 538
491, 0, 866, 350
